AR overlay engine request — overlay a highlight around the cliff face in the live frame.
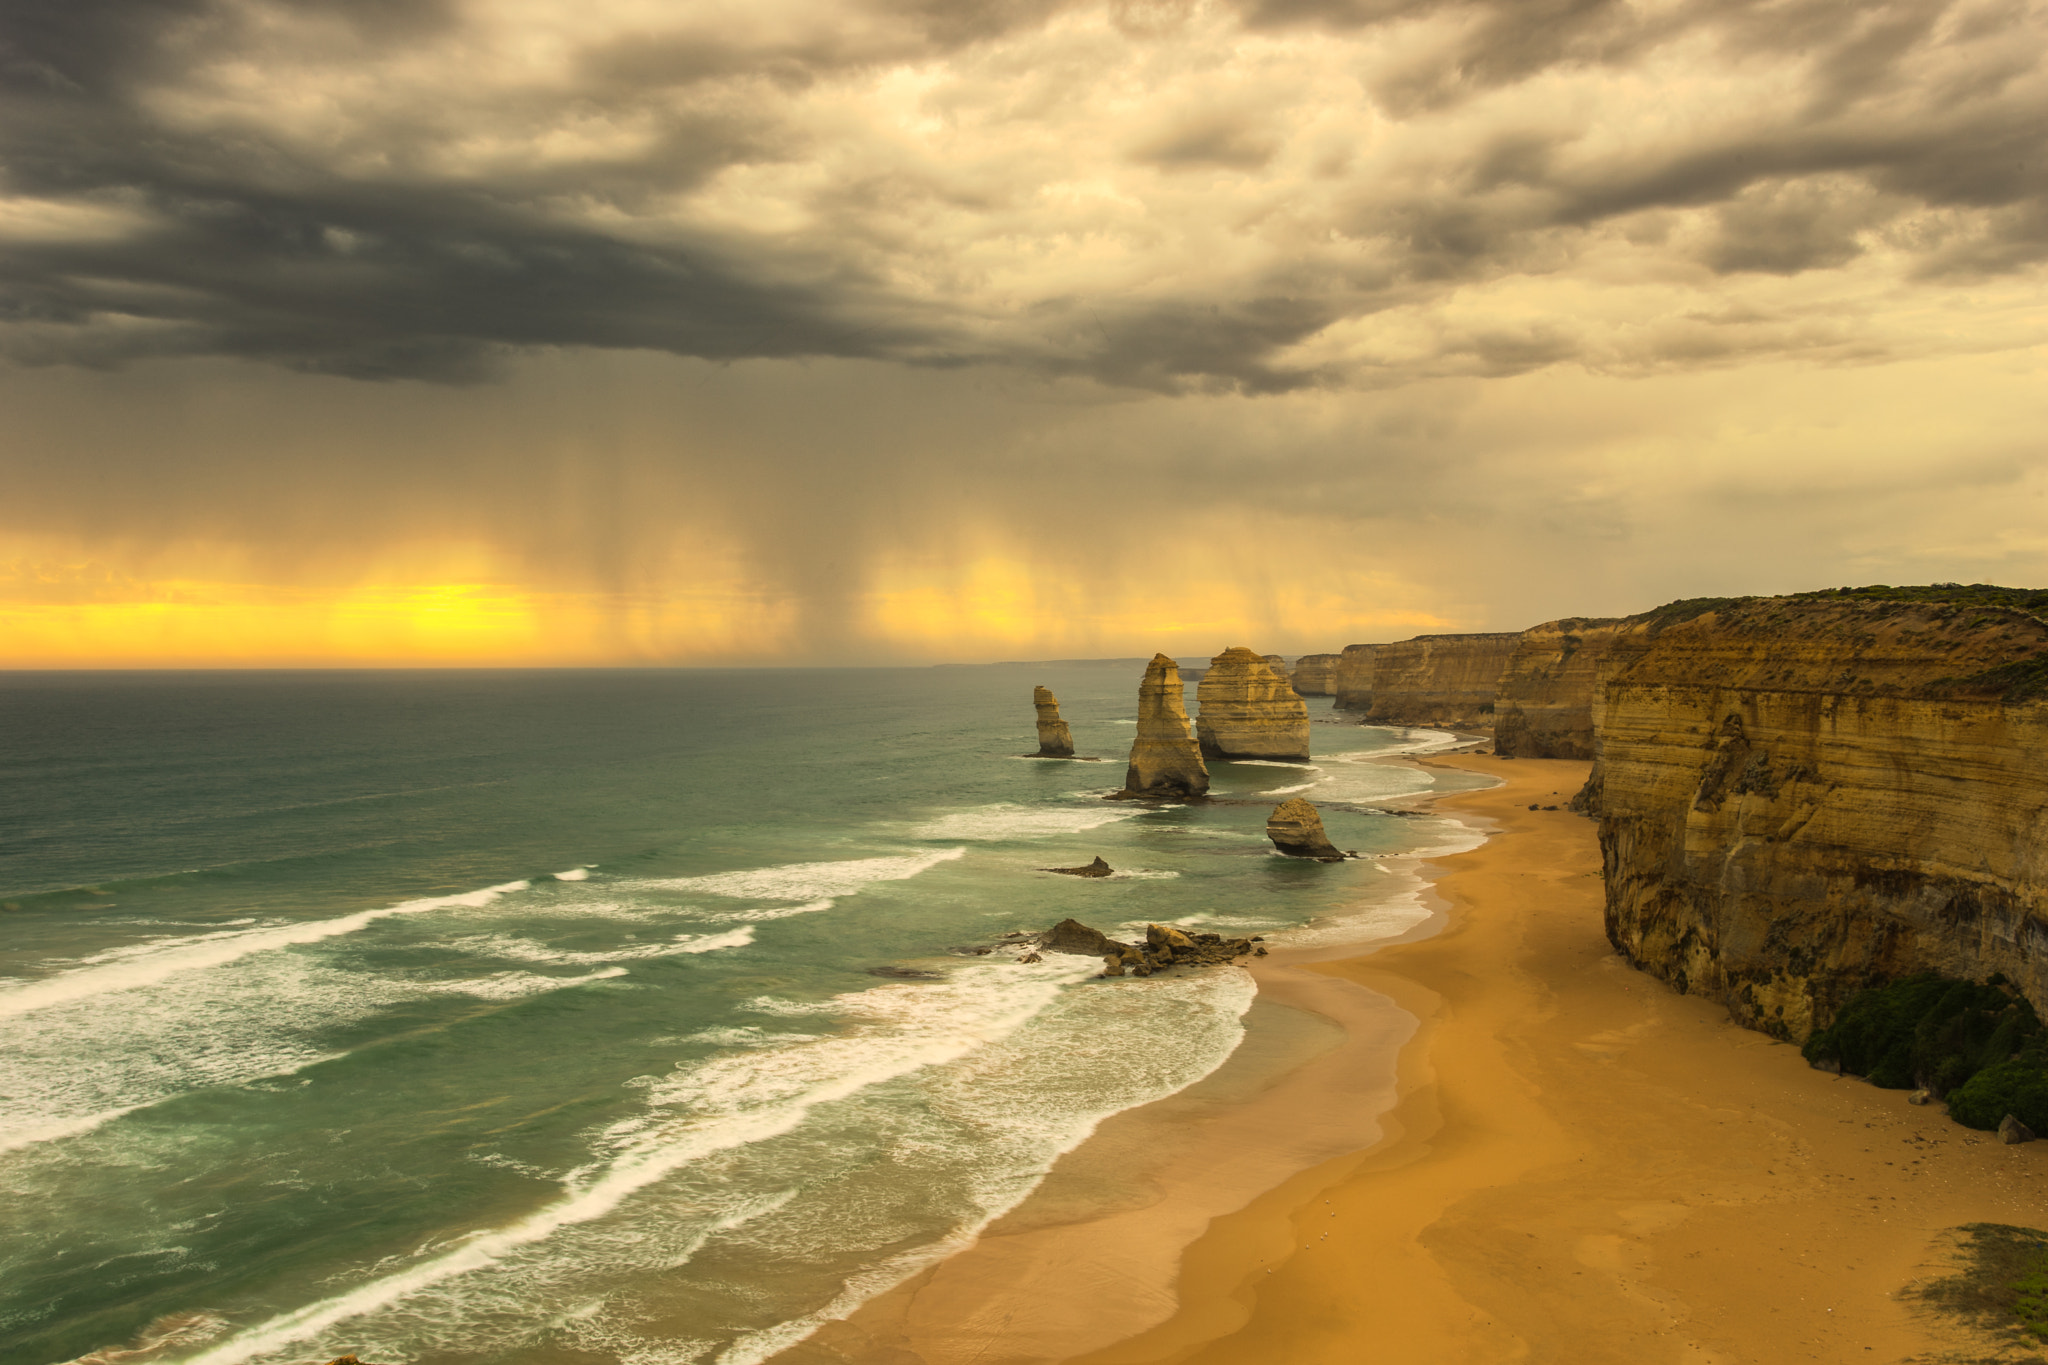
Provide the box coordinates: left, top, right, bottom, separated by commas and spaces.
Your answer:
1196, 647, 1311, 760
1365, 633, 1522, 727
1032, 686, 1075, 757
1594, 594, 2048, 1040
1290, 654, 1340, 696
1494, 618, 1630, 759
1332, 643, 1380, 712
1122, 654, 1210, 797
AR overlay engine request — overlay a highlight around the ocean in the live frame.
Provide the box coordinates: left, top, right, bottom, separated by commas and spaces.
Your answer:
0, 665, 1486, 1365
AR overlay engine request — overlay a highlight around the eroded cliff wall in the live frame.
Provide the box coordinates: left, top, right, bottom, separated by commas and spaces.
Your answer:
1365, 633, 1522, 727
1594, 593, 2048, 1040
1291, 654, 1340, 696
1494, 618, 1631, 759
1332, 643, 1380, 712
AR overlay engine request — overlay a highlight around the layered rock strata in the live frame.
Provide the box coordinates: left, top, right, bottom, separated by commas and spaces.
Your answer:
1290, 654, 1341, 696
1592, 591, 2048, 1040
1121, 654, 1210, 797
1332, 643, 1381, 712
1267, 797, 1345, 861
1195, 647, 1311, 760
1493, 618, 1631, 758
1364, 633, 1522, 727
1262, 654, 1292, 684
1032, 685, 1075, 757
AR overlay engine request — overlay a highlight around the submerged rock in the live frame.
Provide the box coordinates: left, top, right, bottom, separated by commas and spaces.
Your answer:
1033, 685, 1075, 757
1267, 797, 1346, 861
866, 965, 944, 980
1120, 654, 1210, 798
1045, 856, 1113, 877
1196, 647, 1311, 761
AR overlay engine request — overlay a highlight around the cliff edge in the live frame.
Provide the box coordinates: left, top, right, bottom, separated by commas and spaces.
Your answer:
1494, 618, 1631, 759
1592, 588, 2048, 1040
1366, 633, 1521, 728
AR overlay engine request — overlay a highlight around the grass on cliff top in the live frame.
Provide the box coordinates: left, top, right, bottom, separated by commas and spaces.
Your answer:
1793, 583, 2048, 615
1803, 975, 2048, 1131
1906, 1223, 2048, 1359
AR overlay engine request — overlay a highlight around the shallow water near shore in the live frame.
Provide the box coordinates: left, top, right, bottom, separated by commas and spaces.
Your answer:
0, 666, 1484, 1365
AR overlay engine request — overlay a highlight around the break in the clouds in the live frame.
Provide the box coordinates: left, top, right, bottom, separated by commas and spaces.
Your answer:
4, 0, 2045, 390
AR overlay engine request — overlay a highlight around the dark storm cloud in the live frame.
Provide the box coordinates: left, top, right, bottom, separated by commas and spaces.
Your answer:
0, 0, 2043, 389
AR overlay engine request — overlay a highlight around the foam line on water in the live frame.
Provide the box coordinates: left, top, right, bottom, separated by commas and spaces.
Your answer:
552, 868, 593, 881
167, 961, 1092, 1365
910, 804, 1138, 841
0, 880, 533, 1021
453, 927, 755, 968
646, 849, 964, 901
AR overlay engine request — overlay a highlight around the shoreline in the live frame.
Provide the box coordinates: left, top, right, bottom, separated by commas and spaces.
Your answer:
777, 753, 2048, 1365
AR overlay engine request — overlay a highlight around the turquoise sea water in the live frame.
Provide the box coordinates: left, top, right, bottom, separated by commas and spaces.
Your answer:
0, 665, 1482, 1365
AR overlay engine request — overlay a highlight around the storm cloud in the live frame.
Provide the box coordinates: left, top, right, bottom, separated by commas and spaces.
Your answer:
3, 0, 2043, 388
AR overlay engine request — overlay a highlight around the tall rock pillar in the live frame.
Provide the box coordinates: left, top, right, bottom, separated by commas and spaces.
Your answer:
1121, 654, 1210, 797
1032, 686, 1075, 757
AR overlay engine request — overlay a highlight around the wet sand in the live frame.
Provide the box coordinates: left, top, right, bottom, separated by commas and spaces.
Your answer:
780, 755, 2048, 1365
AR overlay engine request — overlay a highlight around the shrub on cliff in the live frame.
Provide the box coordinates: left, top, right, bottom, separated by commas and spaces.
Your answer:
1803, 975, 2042, 1096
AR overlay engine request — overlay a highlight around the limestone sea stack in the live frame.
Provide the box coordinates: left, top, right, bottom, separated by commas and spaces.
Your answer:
1032, 685, 1075, 757
1267, 797, 1345, 861
1121, 654, 1210, 797
1290, 654, 1341, 696
1195, 647, 1311, 760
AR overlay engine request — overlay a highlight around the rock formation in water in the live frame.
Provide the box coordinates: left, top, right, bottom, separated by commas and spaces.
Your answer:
1332, 643, 1381, 712
1493, 618, 1631, 758
1032, 685, 1075, 757
1120, 654, 1210, 797
1267, 798, 1345, 861
1195, 647, 1311, 760
1290, 654, 1341, 696
1032, 918, 1259, 976
1262, 654, 1292, 684
1364, 633, 1522, 727
1589, 588, 2048, 1041
1039, 917, 1128, 955
1044, 856, 1113, 877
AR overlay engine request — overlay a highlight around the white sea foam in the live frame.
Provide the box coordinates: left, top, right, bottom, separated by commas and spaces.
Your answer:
168, 962, 1099, 1365
0, 880, 533, 1021
1298, 750, 1435, 806
553, 868, 593, 882
453, 928, 755, 968
910, 805, 1138, 841
1230, 759, 1316, 768
1259, 782, 1316, 795
648, 849, 964, 902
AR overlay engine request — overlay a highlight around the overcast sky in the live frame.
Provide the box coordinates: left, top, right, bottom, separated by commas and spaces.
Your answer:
4, 0, 2045, 665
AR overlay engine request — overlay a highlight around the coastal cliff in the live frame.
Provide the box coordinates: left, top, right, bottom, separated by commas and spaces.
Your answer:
1365, 633, 1521, 727
1592, 588, 2048, 1039
1332, 643, 1380, 712
1032, 686, 1074, 757
1196, 647, 1310, 761
1122, 654, 1210, 797
1493, 618, 1630, 759
1290, 654, 1340, 696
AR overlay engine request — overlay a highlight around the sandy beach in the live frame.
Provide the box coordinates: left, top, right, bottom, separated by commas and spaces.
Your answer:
780, 754, 2048, 1365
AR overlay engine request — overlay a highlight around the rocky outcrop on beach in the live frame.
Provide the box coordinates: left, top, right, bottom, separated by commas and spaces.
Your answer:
1364, 633, 1522, 727
1266, 797, 1346, 861
1590, 589, 2048, 1041
1031, 918, 1261, 976
1120, 654, 1210, 797
1332, 643, 1381, 712
1195, 647, 1311, 761
1290, 654, 1340, 696
1044, 856, 1113, 877
1493, 618, 1631, 759
1032, 685, 1075, 757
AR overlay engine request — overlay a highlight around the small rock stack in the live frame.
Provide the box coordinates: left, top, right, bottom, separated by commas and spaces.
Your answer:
1032, 685, 1075, 757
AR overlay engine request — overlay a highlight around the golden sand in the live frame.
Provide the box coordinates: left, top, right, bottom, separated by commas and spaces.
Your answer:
782, 756, 2048, 1365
